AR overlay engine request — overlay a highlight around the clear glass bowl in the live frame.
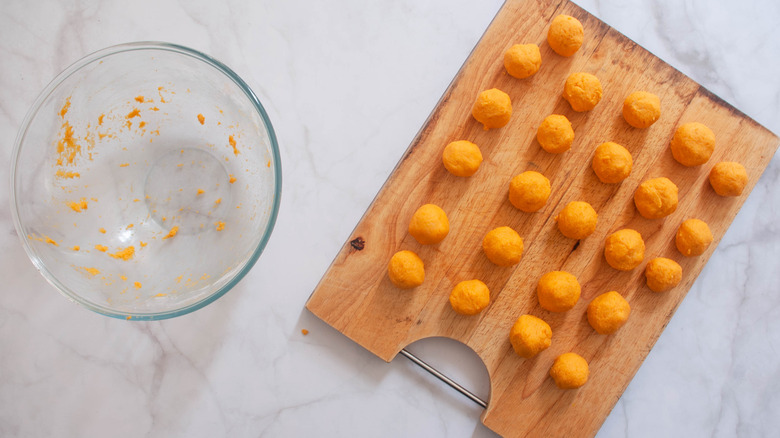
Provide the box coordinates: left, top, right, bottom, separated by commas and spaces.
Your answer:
10, 42, 281, 320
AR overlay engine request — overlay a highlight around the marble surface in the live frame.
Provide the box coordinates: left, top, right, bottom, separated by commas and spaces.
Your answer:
1, 0, 779, 436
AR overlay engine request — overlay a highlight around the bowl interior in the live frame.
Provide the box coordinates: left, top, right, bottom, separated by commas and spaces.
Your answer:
11, 43, 280, 319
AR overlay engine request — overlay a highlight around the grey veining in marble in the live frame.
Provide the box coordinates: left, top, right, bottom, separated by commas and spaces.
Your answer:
1, 0, 778, 437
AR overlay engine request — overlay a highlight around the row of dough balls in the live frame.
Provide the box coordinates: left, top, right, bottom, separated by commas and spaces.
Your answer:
388, 13, 747, 390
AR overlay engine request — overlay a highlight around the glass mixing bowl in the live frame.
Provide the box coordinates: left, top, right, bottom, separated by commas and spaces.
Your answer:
10, 42, 281, 320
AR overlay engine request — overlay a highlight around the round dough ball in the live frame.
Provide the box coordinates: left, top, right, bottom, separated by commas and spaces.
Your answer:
509, 171, 551, 212
633, 177, 679, 219
449, 279, 490, 315
676, 219, 713, 257
509, 314, 552, 358
537, 271, 581, 313
482, 226, 524, 267
472, 88, 512, 130
623, 91, 661, 128
670, 122, 715, 166
387, 250, 425, 289
442, 140, 483, 177
408, 204, 449, 245
549, 352, 589, 389
592, 142, 632, 184
547, 15, 584, 57
556, 201, 598, 239
537, 114, 574, 154
504, 43, 542, 79
563, 72, 602, 112
587, 291, 631, 335
645, 257, 682, 292
709, 162, 748, 197
604, 229, 645, 271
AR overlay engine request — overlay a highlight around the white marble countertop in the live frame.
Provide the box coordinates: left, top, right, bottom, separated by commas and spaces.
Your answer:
2, 1, 779, 436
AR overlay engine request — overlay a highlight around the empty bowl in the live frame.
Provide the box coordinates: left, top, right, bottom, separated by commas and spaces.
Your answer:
10, 42, 281, 320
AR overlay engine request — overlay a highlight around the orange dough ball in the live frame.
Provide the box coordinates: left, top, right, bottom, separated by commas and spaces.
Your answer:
537, 114, 574, 154
587, 291, 631, 335
676, 219, 713, 257
504, 43, 542, 79
592, 142, 633, 184
472, 88, 512, 130
442, 140, 483, 177
509, 314, 552, 358
709, 162, 748, 196
604, 229, 645, 271
670, 122, 715, 166
633, 177, 679, 219
408, 204, 449, 245
482, 226, 524, 267
387, 250, 425, 289
645, 257, 682, 292
547, 15, 584, 57
508, 171, 551, 212
623, 91, 661, 128
537, 271, 581, 313
550, 352, 589, 389
555, 201, 598, 240
563, 72, 602, 112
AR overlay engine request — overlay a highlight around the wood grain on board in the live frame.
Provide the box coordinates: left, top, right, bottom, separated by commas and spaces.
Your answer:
306, 0, 779, 436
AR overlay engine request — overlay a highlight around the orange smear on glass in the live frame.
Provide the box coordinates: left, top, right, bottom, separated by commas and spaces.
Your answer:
197, 114, 205, 125
154, 293, 167, 298
83, 267, 100, 276
229, 174, 236, 184
109, 246, 135, 260
98, 114, 105, 125
126, 108, 141, 118
99, 228, 106, 234
214, 198, 221, 205
134, 281, 142, 289
196, 189, 205, 195
59, 97, 71, 117
163, 226, 179, 239
140, 241, 147, 247
95, 244, 108, 252
301, 329, 309, 335
56, 122, 81, 166
139, 121, 146, 128
67, 198, 88, 212
134, 96, 145, 103
56, 170, 80, 179
216, 221, 225, 231
72, 245, 80, 251
229, 135, 240, 155
120, 275, 127, 281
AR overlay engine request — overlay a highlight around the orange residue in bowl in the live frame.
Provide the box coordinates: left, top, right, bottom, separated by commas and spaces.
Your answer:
72, 245, 80, 251
134, 281, 142, 289
59, 97, 71, 117
95, 244, 108, 252
29, 234, 59, 246
301, 329, 309, 335
229, 135, 240, 155
139, 121, 146, 128
150, 107, 160, 111
56, 122, 81, 166
140, 241, 147, 247
197, 114, 205, 125
109, 246, 135, 260
56, 169, 80, 179
83, 267, 100, 276
175, 275, 183, 283
134, 96, 145, 103
154, 293, 167, 297
162, 226, 179, 239
120, 275, 127, 281
215, 221, 225, 231
98, 114, 105, 125
99, 227, 106, 234
229, 174, 236, 184
196, 189, 205, 195
126, 108, 141, 119
67, 198, 88, 212
214, 198, 222, 206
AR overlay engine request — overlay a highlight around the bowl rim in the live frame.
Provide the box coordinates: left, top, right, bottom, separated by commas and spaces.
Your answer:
9, 41, 282, 321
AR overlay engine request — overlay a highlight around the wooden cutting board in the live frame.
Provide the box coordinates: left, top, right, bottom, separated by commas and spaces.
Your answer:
306, 0, 779, 436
